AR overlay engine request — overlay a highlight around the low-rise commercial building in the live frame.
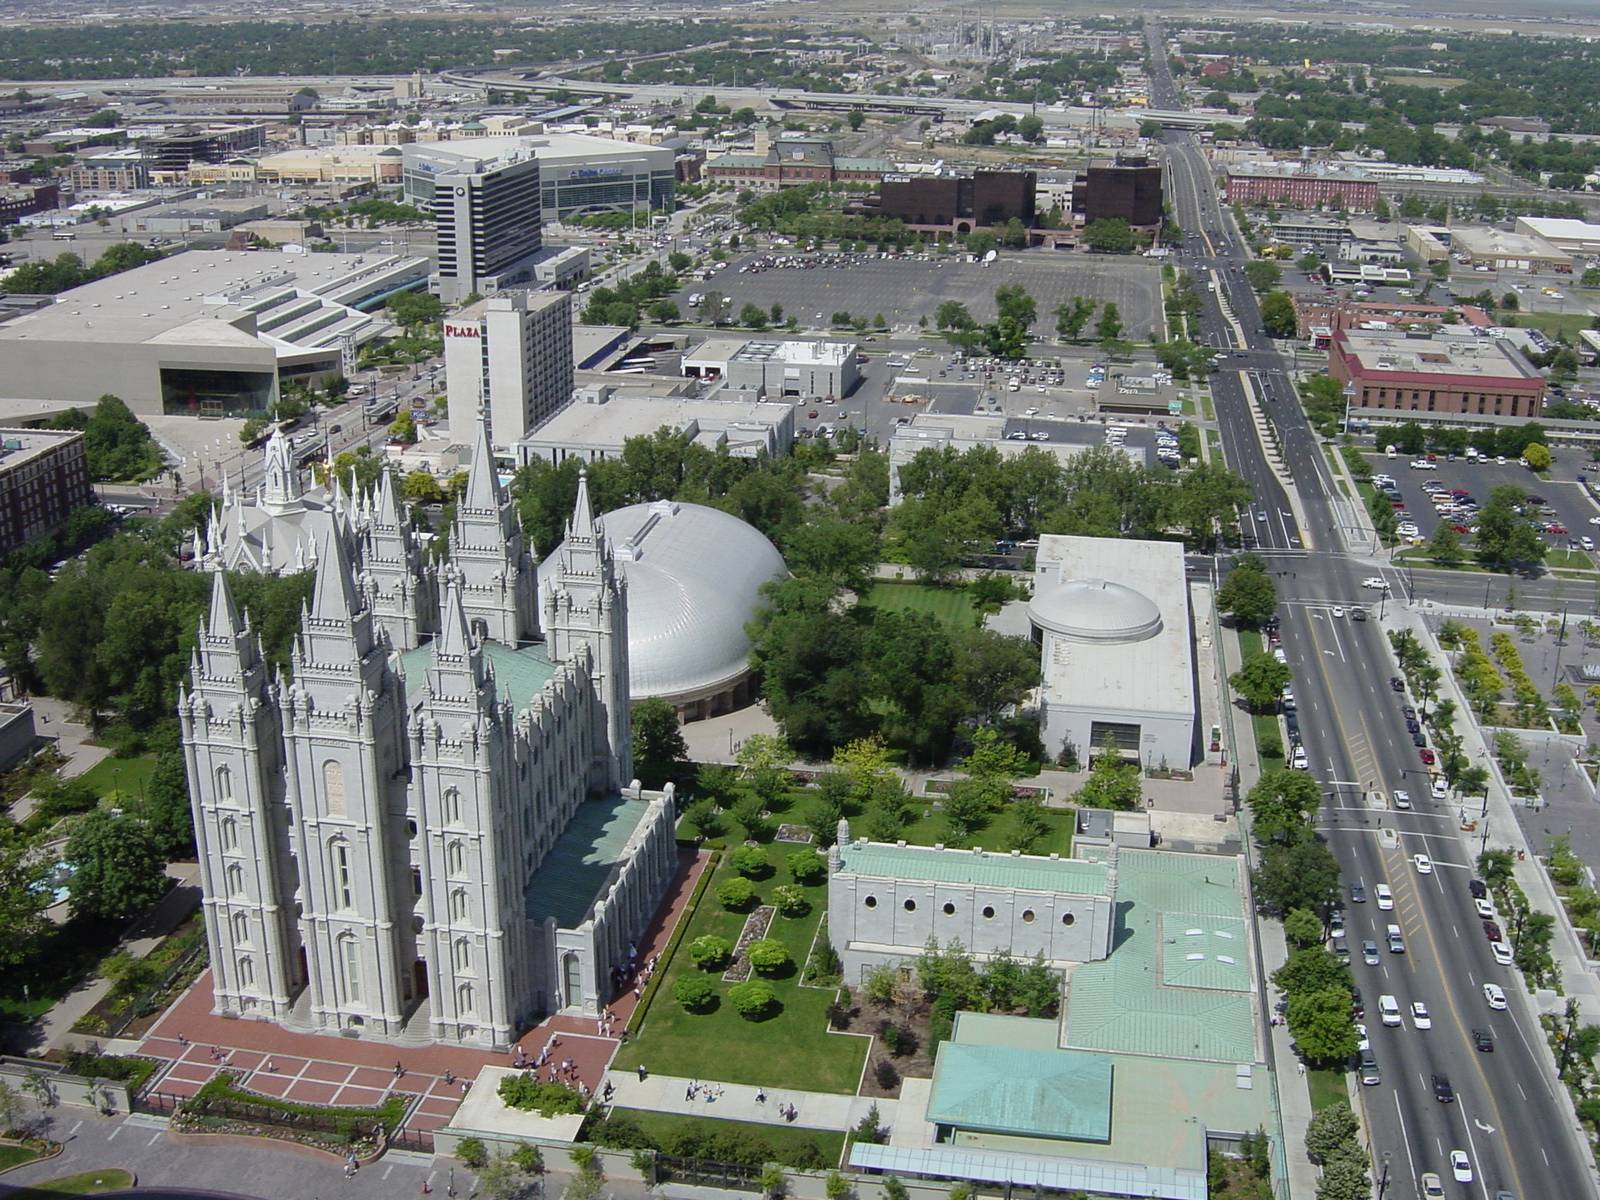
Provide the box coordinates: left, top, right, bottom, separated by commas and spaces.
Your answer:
0, 182, 59, 226
518, 388, 795, 467
1330, 329, 1546, 419
256, 145, 406, 188
1514, 216, 1600, 257
0, 429, 93, 557
444, 291, 574, 452
682, 336, 860, 401
1271, 216, 1353, 255
0, 250, 426, 416
116, 197, 268, 235
1026, 533, 1197, 769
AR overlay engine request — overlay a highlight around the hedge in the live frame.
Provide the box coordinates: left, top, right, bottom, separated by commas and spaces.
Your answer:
191, 1072, 407, 1139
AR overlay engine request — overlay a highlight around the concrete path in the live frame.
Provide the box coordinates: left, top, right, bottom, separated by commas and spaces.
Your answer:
6, 696, 111, 823
1218, 620, 1322, 1200
602, 1070, 894, 1135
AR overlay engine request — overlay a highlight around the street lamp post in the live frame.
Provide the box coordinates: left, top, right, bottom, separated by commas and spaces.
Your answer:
1376, 1151, 1393, 1200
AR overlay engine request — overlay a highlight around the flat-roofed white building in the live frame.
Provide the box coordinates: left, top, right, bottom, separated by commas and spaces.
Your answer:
1514, 216, 1600, 257
1027, 534, 1197, 769
0, 250, 427, 416
683, 336, 860, 401
518, 386, 795, 467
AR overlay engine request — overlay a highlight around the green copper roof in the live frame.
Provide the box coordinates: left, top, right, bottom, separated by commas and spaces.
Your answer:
524, 794, 654, 928
836, 842, 1112, 897
397, 638, 558, 708
1062, 850, 1257, 1063
928, 1043, 1113, 1143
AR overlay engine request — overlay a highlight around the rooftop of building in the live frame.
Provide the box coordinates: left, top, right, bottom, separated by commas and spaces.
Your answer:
1515, 216, 1600, 242
834, 839, 1114, 897
403, 132, 673, 170
1061, 848, 1257, 1063
522, 793, 655, 929
1446, 225, 1567, 259
927, 1042, 1114, 1142
688, 336, 857, 368
1026, 534, 1194, 721
524, 391, 793, 452
1335, 328, 1543, 384
0, 427, 83, 474
396, 637, 558, 709
0, 249, 425, 352
536, 499, 786, 701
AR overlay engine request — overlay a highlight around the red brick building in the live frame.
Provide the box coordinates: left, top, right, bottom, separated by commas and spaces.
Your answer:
1225, 168, 1377, 212
1329, 330, 1546, 419
705, 137, 891, 190
0, 181, 59, 225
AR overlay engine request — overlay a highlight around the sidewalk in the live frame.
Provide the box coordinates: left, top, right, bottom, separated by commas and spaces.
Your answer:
602, 1071, 894, 1135
1218, 618, 1320, 1200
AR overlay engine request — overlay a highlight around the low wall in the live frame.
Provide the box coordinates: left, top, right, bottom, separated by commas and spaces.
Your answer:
0, 1059, 131, 1116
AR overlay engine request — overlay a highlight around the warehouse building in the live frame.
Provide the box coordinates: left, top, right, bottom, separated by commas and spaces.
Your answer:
1514, 216, 1600, 257
1329, 329, 1546, 419
705, 135, 891, 190
519, 389, 795, 467
0, 250, 427, 416
681, 336, 860, 401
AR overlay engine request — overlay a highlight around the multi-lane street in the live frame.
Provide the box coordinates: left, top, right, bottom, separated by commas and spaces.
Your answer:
1145, 22, 1595, 1199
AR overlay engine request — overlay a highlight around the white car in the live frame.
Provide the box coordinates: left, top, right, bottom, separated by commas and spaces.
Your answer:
1420, 1174, 1445, 1200
1412, 1001, 1432, 1029
1393, 789, 1411, 810
1023, 407, 1039, 416
1414, 854, 1433, 875
1355, 1022, 1370, 1052
1331, 606, 1346, 618
1362, 576, 1389, 590
1431, 778, 1448, 800
1588, 516, 1600, 526
1450, 1150, 1473, 1183
1475, 898, 1496, 920
1492, 941, 1514, 966
1484, 982, 1507, 1010
1375, 883, 1394, 910
1379, 994, 1402, 1026
1584, 537, 1596, 552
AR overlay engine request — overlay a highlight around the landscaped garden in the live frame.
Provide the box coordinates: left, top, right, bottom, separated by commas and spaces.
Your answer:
859, 582, 980, 629
587, 1107, 845, 1169
612, 841, 867, 1094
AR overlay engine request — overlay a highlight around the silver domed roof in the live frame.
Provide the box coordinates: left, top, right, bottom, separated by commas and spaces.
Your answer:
1027, 576, 1163, 644
537, 500, 787, 701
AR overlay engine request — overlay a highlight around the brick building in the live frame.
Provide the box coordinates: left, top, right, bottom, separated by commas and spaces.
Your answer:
705, 136, 891, 190
0, 429, 94, 557
1225, 165, 1378, 212
1329, 330, 1546, 419
869, 170, 1036, 233
0, 182, 60, 226
1079, 156, 1163, 228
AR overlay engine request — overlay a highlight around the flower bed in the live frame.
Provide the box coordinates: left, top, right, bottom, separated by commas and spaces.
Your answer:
775, 824, 814, 844
722, 906, 776, 983
181, 1071, 405, 1149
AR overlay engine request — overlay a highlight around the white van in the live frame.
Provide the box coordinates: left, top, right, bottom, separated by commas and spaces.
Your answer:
1379, 995, 1402, 1027
1374, 884, 1394, 910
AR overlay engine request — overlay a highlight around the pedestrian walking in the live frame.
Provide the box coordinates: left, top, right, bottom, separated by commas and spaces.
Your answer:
637, 1063, 648, 1081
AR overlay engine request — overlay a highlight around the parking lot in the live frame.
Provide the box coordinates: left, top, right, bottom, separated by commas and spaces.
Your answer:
680, 250, 1161, 340
1363, 448, 1600, 559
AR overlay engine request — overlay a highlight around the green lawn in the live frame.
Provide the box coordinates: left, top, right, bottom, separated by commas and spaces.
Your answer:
612, 845, 868, 1093
0, 1170, 136, 1197
900, 801, 1074, 857
75, 754, 157, 803
1307, 1068, 1349, 1114
601, 1108, 847, 1169
860, 582, 979, 630
0, 1144, 44, 1170
1502, 309, 1593, 341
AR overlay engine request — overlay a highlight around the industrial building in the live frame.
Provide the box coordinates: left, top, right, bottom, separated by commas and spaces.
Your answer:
1026, 534, 1197, 769
682, 336, 860, 401
1329, 329, 1546, 419
1407, 224, 1571, 274
115, 197, 269, 235
518, 389, 795, 467
444, 291, 574, 452
0, 429, 94, 557
403, 134, 676, 225
0, 250, 428, 416
139, 124, 267, 182
536, 498, 788, 721
1514, 216, 1600, 257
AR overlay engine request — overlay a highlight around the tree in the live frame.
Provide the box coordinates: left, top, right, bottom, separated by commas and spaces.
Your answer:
728, 979, 778, 1018
1055, 298, 1095, 341
1284, 907, 1325, 951
739, 302, 769, 330
689, 935, 733, 969
1255, 839, 1341, 918
673, 975, 717, 1012
1305, 1102, 1360, 1163
1426, 522, 1464, 565
730, 846, 770, 878
701, 290, 730, 325
745, 938, 792, 975
65, 810, 168, 921
1095, 302, 1123, 344
1260, 290, 1297, 338
1523, 442, 1551, 470
1231, 653, 1291, 713
1288, 987, 1360, 1065
0, 833, 49, 971
848, 109, 865, 131
1244, 260, 1282, 292
1273, 946, 1350, 997
649, 298, 680, 324
631, 698, 688, 789
78, 394, 164, 481
389, 411, 418, 445
1248, 769, 1322, 845
477, 1151, 544, 1200
1217, 559, 1277, 628
1073, 737, 1141, 810
788, 850, 826, 884
138, 750, 195, 857
1017, 113, 1044, 143
736, 733, 793, 813
1475, 485, 1547, 570
1082, 217, 1134, 254
716, 877, 756, 910
772, 883, 809, 916
386, 290, 442, 328
1315, 1148, 1372, 1200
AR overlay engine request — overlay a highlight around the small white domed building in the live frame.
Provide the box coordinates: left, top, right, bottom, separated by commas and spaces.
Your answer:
1026, 534, 1197, 769
538, 499, 787, 721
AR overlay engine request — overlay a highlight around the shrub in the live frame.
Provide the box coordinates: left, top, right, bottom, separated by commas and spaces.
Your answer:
716, 877, 757, 910
825, 1171, 851, 1200
745, 938, 792, 975
496, 1074, 585, 1116
457, 1136, 488, 1168
510, 1143, 544, 1173
882, 1177, 908, 1200
688, 934, 734, 969
772, 884, 810, 916
730, 846, 770, 878
728, 979, 779, 1019
788, 851, 826, 884
874, 1057, 901, 1090
673, 974, 718, 1012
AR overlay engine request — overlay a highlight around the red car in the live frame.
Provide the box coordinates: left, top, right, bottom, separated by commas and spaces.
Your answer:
1419, 747, 1436, 765
807, 410, 818, 418
1547, 524, 1569, 536
1453, 524, 1471, 534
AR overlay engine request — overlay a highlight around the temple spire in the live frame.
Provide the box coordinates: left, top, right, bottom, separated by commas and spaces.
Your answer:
310, 528, 359, 622
207, 569, 241, 638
